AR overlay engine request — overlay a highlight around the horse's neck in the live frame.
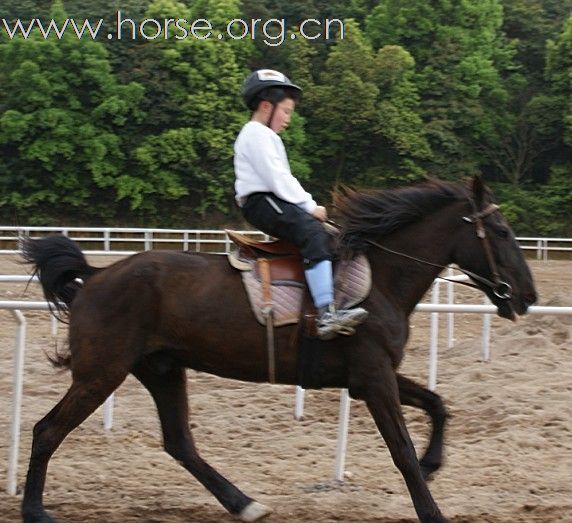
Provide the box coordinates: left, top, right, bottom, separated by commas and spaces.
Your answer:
368, 216, 457, 316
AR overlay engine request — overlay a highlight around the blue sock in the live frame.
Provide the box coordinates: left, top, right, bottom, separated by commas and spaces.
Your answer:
304, 260, 334, 309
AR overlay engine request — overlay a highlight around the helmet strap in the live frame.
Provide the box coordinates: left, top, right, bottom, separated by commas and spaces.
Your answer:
266, 103, 277, 129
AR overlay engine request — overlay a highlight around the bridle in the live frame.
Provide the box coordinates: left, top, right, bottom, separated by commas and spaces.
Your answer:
354, 198, 513, 300
461, 201, 512, 299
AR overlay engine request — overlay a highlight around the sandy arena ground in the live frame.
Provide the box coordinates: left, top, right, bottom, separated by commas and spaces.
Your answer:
0, 254, 570, 523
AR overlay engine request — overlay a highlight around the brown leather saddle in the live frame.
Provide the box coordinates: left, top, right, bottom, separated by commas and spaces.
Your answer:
226, 230, 305, 287
226, 230, 371, 327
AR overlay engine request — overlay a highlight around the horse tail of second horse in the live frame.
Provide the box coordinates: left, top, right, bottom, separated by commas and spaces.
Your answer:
20, 234, 100, 317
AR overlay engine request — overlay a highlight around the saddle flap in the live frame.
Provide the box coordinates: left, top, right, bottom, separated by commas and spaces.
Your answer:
254, 256, 305, 286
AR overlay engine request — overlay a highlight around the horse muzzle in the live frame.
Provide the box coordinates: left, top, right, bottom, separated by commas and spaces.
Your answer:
496, 288, 537, 321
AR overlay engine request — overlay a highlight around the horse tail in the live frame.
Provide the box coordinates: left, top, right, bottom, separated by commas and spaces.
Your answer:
20, 235, 100, 320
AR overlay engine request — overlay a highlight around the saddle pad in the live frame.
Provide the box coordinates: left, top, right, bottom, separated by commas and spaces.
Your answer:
242, 255, 371, 326
242, 271, 304, 326
334, 255, 372, 309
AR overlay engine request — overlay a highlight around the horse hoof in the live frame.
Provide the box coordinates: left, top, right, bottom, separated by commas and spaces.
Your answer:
23, 513, 57, 523
239, 501, 273, 522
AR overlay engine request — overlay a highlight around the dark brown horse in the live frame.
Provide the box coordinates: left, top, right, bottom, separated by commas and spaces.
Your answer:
20, 176, 536, 523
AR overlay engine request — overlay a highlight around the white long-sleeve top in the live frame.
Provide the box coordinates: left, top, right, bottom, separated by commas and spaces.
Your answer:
234, 121, 317, 214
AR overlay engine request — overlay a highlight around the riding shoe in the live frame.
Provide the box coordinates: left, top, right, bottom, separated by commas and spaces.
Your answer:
317, 304, 369, 341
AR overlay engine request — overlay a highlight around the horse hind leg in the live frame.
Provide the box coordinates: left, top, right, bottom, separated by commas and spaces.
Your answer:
397, 373, 449, 480
22, 373, 127, 523
131, 359, 272, 522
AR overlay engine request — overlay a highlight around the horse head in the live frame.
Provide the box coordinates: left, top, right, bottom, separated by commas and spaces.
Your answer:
452, 175, 537, 320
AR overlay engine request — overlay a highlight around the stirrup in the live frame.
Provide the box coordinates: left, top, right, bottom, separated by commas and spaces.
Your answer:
316, 324, 356, 341
337, 325, 355, 336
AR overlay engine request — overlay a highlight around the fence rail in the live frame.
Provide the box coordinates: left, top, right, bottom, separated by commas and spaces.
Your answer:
515, 237, 572, 260
0, 226, 267, 256
0, 226, 570, 259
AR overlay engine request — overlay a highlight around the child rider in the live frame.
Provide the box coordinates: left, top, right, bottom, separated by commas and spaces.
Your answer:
234, 69, 368, 340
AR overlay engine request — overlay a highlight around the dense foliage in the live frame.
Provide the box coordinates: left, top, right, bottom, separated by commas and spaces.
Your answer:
0, 0, 570, 234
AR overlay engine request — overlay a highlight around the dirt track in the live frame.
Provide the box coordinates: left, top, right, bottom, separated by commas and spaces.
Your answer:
0, 256, 570, 523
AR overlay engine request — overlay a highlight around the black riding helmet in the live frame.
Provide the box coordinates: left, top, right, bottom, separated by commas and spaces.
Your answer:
241, 69, 303, 112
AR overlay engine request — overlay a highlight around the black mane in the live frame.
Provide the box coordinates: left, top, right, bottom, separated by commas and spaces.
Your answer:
334, 178, 468, 255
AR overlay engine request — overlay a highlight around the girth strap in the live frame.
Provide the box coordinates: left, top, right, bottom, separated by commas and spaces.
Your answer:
258, 259, 276, 383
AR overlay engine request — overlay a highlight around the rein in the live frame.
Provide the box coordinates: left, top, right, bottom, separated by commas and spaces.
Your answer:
330, 200, 512, 300
364, 236, 509, 298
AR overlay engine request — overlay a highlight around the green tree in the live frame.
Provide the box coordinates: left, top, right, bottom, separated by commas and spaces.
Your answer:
482, 0, 572, 186
369, 44, 431, 185
366, 0, 513, 179
487, 12, 571, 236
501, 0, 572, 87
0, 0, 144, 222
546, 15, 572, 147
131, 0, 253, 216
1, 0, 52, 22
541, 14, 572, 235
304, 21, 429, 190
305, 21, 380, 186
239, 0, 356, 30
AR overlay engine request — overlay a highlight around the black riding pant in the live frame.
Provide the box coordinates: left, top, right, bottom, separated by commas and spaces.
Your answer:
241, 193, 331, 268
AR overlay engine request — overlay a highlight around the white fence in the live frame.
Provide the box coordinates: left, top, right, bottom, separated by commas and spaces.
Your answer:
0, 226, 570, 259
516, 237, 572, 260
0, 226, 267, 256
1, 230, 571, 495
3, 294, 571, 494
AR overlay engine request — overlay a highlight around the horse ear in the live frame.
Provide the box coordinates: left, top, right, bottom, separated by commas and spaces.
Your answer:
471, 175, 485, 206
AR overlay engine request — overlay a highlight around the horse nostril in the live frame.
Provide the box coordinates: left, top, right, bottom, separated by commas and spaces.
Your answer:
523, 293, 537, 306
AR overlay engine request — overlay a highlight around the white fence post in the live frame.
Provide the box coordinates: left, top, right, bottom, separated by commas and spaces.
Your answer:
334, 389, 351, 481
428, 282, 440, 391
447, 268, 455, 349
103, 395, 115, 432
482, 296, 492, 362
294, 386, 305, 420
7, 310, 26, 496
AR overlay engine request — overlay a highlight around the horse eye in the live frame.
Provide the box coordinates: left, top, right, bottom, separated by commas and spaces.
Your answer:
495, 227, 509, 239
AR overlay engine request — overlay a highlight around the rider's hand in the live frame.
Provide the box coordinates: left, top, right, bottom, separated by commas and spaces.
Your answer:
312, 205, 328, 222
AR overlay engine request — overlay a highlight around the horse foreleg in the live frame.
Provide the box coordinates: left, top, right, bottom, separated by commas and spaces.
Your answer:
22, 376, 126, 523
357, 366, 449, 523
132, 361, 272, 522
397, 373, 449, 480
